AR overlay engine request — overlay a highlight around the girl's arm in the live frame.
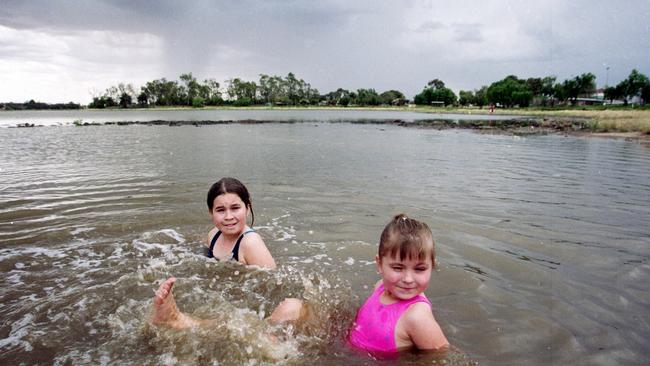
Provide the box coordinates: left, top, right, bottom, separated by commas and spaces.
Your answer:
240, 233, 276, 269
403, 302, 449, 351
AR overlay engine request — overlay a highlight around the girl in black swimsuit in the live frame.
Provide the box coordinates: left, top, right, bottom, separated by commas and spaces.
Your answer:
205, 177, 276, 269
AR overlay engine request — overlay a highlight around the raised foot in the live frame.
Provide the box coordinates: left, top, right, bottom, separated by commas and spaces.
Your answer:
149, 277, 195, 329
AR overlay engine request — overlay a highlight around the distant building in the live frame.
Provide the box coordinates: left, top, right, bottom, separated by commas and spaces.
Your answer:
575, 97, 605, 106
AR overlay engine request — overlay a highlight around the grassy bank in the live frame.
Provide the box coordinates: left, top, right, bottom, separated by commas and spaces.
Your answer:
204, 104, 650, 133
410, 106, 650, 134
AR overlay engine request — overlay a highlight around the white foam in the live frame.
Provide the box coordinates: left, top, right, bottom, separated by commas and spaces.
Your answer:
7, 272, 23, 284
132, 240, 174, 253
19, 294, 39, 302
147, 258, 168, 269
158, 229, 186, 243
107, 245, 124, 260
344, 257, 355, 265
139, 228, 186, 244
75, 297, 89, 312
157, 353, 179, 366
70, 227, 95, 235
0, 313, 34, 351
70, 258, 102, 269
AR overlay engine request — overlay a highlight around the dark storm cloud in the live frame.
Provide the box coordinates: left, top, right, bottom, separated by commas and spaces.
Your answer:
0, 0, 649, 103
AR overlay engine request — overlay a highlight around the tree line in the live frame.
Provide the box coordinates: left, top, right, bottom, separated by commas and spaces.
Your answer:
88, 72, 409, 109
89, 69, 648, 109
0, 100, 81, 111
451, 69, 650, 108
6, 69, 648, 110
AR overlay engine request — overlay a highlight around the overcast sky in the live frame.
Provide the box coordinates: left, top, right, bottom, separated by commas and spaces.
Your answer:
1, 0, 649, 104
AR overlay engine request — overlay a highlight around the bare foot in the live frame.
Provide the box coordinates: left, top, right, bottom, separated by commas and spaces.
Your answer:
268, 298, 304, 324
149, 277, 196, 329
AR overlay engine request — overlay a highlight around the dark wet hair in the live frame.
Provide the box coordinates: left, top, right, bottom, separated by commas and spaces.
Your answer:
207, 177, 254, 226
378, 213, 436, 267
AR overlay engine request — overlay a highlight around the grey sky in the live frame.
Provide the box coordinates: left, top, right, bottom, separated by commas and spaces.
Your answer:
1, 0, 649, 103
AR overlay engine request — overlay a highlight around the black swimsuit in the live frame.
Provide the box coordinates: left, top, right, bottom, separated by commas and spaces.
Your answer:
206, 229, 254, 261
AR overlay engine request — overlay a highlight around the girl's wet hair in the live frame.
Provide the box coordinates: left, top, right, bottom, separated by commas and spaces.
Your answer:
378, 213, 436, 266
207, 177, 254, 226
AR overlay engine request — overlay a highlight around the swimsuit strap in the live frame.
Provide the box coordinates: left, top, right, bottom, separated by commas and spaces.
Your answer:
206, 231, 222, 258
207, 229, 255, 261
232, 229, 255, 261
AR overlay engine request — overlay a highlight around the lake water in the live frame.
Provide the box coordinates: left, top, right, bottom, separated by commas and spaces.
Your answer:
1, 111, 649, 365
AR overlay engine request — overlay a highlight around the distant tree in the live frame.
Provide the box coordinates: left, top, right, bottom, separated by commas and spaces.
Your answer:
379, 90, 406, 105
604, 85, 624, 103
474, 86, 489, 107
616, 69, 650, 105
526, 77, 543, 97
141, 78, 183, 106
119, 93, 132, 108
487, 75, 532, 107
191, 96, 205, 107
458, 90, 474, 106
540, 76, 556, 97
414, 79, 457, 106
202, 78, 222, 105
137, 91, 149, 107
284, 72, 301, 105
323, 88, 354, 106
560, 73, 596, 105
552, 82, 567, 104
355, 88, 382, 106
258, 74, 283, 104
89, 96, 117, 108
180, 72, 202, 106
427, 79, 446, 90
227, 78, 257, 104
104, 85, 120, 103
641, 83, 650, 105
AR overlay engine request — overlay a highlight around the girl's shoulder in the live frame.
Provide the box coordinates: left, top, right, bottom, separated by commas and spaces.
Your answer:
238, 229, 268, 252
400, 299, 436, 337
240, 228, 263, 243
401, 300, 449, 350
238, 229, 276, 269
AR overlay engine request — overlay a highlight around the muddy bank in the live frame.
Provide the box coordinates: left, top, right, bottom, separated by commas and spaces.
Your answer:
12, 116, 650, 141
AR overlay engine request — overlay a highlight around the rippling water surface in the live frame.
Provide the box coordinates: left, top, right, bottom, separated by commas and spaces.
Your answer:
1, 121, 649, 365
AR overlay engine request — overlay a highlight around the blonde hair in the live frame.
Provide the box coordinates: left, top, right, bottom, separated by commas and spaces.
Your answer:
378, 214, 436, 267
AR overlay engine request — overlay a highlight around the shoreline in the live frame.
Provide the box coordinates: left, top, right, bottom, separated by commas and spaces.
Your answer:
9, 117, 650, 142
5, 106, 649, 141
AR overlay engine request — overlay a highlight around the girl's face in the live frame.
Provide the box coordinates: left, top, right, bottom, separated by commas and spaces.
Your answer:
210, 193, 249, 236
376, 253, 433, 301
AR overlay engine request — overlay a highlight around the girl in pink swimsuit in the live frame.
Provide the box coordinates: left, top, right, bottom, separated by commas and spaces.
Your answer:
347, 213, 449, 354
268, 214, 449, 354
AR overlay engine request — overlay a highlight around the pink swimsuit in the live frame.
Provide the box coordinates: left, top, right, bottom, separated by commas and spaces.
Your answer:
348, 283, 431, 354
